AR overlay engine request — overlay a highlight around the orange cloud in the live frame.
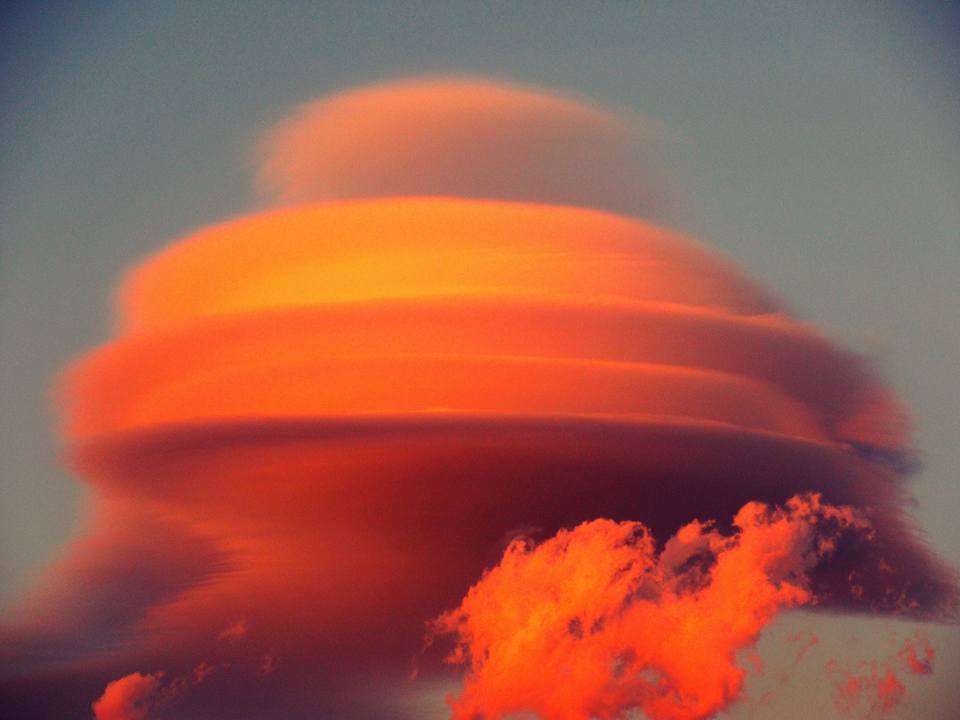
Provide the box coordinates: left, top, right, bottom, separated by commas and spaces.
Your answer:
1, 77, 955, 719
431, 494, 867, 720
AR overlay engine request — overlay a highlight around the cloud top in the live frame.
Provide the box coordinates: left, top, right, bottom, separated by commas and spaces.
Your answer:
256, 77, 671, 217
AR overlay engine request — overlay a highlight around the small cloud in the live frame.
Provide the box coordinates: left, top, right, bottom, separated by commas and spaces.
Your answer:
828, 660, 905, 718
91, 672, 164, 720
786, 629, 820, 667
217, 619, 248, 641
897, 632, 934, 675
255, 76, 674, 219
257, 654, 277, 676
827, 630, 935, 718
192, 661, 215, 684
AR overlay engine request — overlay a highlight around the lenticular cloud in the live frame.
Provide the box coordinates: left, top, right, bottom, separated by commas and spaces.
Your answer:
0, 77, 955, 720
255, 76, 671, 217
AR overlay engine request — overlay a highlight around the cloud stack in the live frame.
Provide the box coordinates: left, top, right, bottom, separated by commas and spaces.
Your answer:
0, 78, 954, 720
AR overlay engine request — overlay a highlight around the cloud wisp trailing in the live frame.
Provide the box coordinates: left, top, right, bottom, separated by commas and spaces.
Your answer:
0, 77, 955, 719
827, 632, 936, 719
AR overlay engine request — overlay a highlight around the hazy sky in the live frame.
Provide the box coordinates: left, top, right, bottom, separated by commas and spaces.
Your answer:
2, 2, 958, 718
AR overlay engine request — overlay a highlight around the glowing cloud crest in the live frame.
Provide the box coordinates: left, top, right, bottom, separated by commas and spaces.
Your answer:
433, 495, 867, 720
0, 77, 955, 719
91, 672, 163, 720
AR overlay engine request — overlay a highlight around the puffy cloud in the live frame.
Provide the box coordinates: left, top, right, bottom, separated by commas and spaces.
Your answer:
430, 494, 867, 720
89, 660, 222, 720
91, 672, 163, 720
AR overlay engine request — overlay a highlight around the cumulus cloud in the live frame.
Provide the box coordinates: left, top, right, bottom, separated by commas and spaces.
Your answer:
430, 494, 868, 720
91, 672, 163, 720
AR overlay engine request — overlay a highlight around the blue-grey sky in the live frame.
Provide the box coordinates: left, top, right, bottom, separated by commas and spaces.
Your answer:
2, 2, 958, 718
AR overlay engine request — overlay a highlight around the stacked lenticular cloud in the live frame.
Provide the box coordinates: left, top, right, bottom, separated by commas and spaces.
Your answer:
1, 78, 955, 720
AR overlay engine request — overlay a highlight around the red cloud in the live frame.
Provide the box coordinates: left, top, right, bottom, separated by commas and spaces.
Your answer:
91, 672, 163, 720
897, 632, 934, 675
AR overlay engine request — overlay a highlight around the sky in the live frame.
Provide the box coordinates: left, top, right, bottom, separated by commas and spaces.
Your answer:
1, 2, 959, 719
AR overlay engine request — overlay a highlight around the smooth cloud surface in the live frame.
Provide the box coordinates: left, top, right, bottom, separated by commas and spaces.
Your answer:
256, 77, 671, 217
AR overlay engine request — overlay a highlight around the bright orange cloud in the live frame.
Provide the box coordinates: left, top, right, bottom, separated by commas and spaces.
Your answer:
432, 494, 866, 720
